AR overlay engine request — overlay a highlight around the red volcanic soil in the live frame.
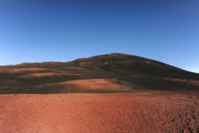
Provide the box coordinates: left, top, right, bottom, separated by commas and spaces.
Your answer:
19, 73, 59, 78
1, 92, 199, 133
0, 68, 49, 73
53, 78, 130, 92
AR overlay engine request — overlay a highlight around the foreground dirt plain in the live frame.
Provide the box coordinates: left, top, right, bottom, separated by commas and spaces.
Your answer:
0, 91, 199, 133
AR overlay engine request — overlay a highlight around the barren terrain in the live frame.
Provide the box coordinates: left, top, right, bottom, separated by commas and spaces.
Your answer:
0, 92, 199, 133
0, 53, 199, 132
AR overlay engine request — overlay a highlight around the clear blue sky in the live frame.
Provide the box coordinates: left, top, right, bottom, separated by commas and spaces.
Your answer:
0, 0, 199, 73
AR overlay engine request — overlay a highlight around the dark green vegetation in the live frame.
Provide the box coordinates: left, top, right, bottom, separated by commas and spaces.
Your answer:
0, 53, 199, 94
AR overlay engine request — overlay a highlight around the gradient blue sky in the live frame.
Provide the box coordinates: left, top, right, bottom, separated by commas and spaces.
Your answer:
0, 0, 199, 73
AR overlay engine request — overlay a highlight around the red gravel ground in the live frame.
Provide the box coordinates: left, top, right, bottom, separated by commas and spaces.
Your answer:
0, 92, 199, 133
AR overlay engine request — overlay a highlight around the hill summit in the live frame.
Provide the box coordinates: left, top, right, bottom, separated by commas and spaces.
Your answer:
73, 53, 198, 79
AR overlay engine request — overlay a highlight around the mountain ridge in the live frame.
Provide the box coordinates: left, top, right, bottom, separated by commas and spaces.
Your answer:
1, 53, 197, 74
0, 53, 199, 94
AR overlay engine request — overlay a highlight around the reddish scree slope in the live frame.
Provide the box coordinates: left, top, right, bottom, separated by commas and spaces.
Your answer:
0, 92, 199, 133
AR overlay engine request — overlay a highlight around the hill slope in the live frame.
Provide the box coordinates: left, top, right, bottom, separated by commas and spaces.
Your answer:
0, 53, 199, 94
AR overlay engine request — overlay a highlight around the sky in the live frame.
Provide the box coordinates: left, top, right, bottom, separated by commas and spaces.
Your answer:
0, 0, 199, 73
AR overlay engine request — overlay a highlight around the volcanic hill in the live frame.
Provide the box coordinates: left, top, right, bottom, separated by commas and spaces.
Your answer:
0, 53, 199, 94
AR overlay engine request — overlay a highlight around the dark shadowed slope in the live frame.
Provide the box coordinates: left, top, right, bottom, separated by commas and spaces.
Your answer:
0, 53, 199, 94
73, 53, 199, 79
